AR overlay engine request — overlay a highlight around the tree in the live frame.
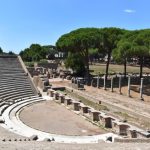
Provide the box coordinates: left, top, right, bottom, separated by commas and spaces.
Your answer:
112, 30, 137, 77
19, 44, 57, 62
20, 48, 32, 61
99, 28, 126, 79
8, 51, 15, 55
113, 41, 132, 77
132, 29, 150, 78
56, 28, 101, 80
113, 30, 150, 78
44, 45, 58, 60
65, 52, 85, 76
0, 47, 3, 54
88, 48, 99, 64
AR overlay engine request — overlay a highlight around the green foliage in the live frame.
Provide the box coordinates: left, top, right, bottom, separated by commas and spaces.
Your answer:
56, 28, 101, 53
113, 41, 132, 63
19, 44, 57, 62
8, 51, 15, 55
132, 29, 150, 56
0, 47, 3, 54
0, 48, 16, 55
25, 62, 34, 67
56, 28, 102, 78
65, 52, 85, 76
99, 27, 126, 53
39, 59, 48, 64
98, 27, 126, 78
112, 29, 150, 77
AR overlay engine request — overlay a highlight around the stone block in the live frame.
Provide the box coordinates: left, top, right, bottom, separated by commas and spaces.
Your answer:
59, 94, 65, 103
99, 114, 115, 128
89, 109, 100, 121
72, 101, 80, 111
80, 104, 89, 114
64, 97, 72, 105
53, 91, 59, 100
112, 120, 130, 136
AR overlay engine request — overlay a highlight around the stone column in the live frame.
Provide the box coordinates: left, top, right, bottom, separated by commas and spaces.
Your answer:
97, 75, 100, 88
77, 79, 79, 89
43, 68, 46, 74
71, 78, 74, 83
127, 76, 131, 97
140, 78, 144, 100
91, 79, 93, 87
103, 75, 106, 90
119, 76, 122, 94
111, 77, 114, 92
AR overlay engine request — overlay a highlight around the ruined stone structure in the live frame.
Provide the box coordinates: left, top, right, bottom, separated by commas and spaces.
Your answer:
48, 89, 150, 139
0, 55, 45, 139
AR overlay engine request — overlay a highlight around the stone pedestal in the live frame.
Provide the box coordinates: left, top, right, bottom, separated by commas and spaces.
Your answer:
90, 110, 100, 121
53, 91, 59, 100
60, 96, 65, 103
72, 101, 80, 111
128, 128, 137, 138
65, 97, 72, 105
49, 89, 55, 97
80, 105, 89, 114
99, 114, 114, 128
112, 121, 129, 136
59, 94, 65, 103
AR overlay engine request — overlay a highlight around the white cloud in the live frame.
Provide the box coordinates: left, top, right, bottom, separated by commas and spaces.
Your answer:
124, 9, 136, 13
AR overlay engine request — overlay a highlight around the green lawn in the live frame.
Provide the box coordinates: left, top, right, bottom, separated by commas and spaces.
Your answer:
90, 64, 150, 75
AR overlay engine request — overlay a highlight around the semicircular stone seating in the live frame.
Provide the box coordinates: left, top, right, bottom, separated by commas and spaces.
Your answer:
0, 55, 119, 143
0, 56, 45, 139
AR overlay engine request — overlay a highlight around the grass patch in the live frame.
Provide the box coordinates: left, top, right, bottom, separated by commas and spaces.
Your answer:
114, 111, 131, 120
90, 64, 150, 75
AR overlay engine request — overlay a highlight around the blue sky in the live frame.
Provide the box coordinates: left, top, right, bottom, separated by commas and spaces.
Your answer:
0, 0, 150, 53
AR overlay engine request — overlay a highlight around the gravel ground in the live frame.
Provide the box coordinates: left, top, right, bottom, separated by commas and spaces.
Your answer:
0, 126, 24, 140
20, 100, 105, 136
0, 142, 150, 150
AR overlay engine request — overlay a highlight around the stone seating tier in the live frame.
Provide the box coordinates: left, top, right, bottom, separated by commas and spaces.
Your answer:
0, 87, 32, 94
0, 83, 32, 88
0, 56, 38, 105
0, 83, 28, 87
3, 93, 34, 101
0, 102, 9, 107
0, 79, 31, 84
0, 105, 9, 115
0, 85, 32, 91
0, 90, 33, 99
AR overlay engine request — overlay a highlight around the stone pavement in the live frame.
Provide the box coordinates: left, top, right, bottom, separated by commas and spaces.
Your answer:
0, 141, 150, 150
